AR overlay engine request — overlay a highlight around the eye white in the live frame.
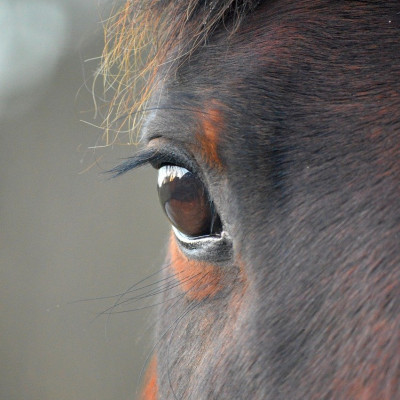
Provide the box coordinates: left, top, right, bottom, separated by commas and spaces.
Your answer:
157, 165, 189, 188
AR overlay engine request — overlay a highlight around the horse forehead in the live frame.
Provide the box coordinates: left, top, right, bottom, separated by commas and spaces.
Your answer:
140, 4, 314, 146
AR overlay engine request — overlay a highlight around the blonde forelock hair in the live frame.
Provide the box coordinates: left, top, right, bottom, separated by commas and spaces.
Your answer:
97, 0, 260, 146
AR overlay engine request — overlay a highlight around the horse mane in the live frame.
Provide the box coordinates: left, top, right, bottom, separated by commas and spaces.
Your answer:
98, 0, 260, 145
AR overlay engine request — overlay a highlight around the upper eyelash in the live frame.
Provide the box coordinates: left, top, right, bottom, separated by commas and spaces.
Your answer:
108, 147, 170, 177
109, 144, 196, 178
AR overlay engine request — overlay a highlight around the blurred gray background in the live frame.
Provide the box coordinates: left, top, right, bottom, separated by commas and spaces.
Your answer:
0, 1, 168, 399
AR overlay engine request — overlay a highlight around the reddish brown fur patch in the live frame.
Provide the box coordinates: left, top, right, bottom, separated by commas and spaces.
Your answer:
169, 234, 222, 300
236, 253, 249, 286
140, 355, 158, 400
195, 101, 225, 170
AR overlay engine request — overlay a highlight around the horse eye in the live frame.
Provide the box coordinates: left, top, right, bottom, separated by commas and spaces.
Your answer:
157, 165, 222, 238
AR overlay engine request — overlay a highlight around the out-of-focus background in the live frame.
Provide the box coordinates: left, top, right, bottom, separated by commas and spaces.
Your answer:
0, 1, 168, 399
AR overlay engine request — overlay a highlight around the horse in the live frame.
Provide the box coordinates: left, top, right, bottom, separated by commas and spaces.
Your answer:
102, 1, 400, 398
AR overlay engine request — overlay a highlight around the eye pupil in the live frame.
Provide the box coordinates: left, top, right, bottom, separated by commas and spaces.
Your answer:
157, 165, 222, 237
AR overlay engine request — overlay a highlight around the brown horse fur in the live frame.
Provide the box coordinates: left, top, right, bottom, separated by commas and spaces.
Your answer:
105, 1, 400, 399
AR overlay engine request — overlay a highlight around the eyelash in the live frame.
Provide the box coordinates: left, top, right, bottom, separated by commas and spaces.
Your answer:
109, 145, 195, 177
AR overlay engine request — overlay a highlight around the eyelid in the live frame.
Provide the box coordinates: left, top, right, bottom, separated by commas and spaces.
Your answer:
108, 147, 163, 177
147, 141, 198, 173
149, 141, 212, 202
109, 139, 200, 179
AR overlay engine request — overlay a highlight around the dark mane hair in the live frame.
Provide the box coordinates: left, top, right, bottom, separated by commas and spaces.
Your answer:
98, 0, 260, 145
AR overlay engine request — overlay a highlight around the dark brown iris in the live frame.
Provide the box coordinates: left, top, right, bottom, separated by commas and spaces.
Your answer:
157, 165, 222, 237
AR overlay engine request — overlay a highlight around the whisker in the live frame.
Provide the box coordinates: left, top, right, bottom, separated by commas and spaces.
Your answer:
96, 272, 202, 319
98, 294, 185, 315
102, 263, 171, 338
69, 267, 174, 304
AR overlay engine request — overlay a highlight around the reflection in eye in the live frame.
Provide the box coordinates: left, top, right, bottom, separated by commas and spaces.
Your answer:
157, 165, 222, 237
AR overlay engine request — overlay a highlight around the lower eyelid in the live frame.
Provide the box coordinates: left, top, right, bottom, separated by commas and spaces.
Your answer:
173, 227, 233, 263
